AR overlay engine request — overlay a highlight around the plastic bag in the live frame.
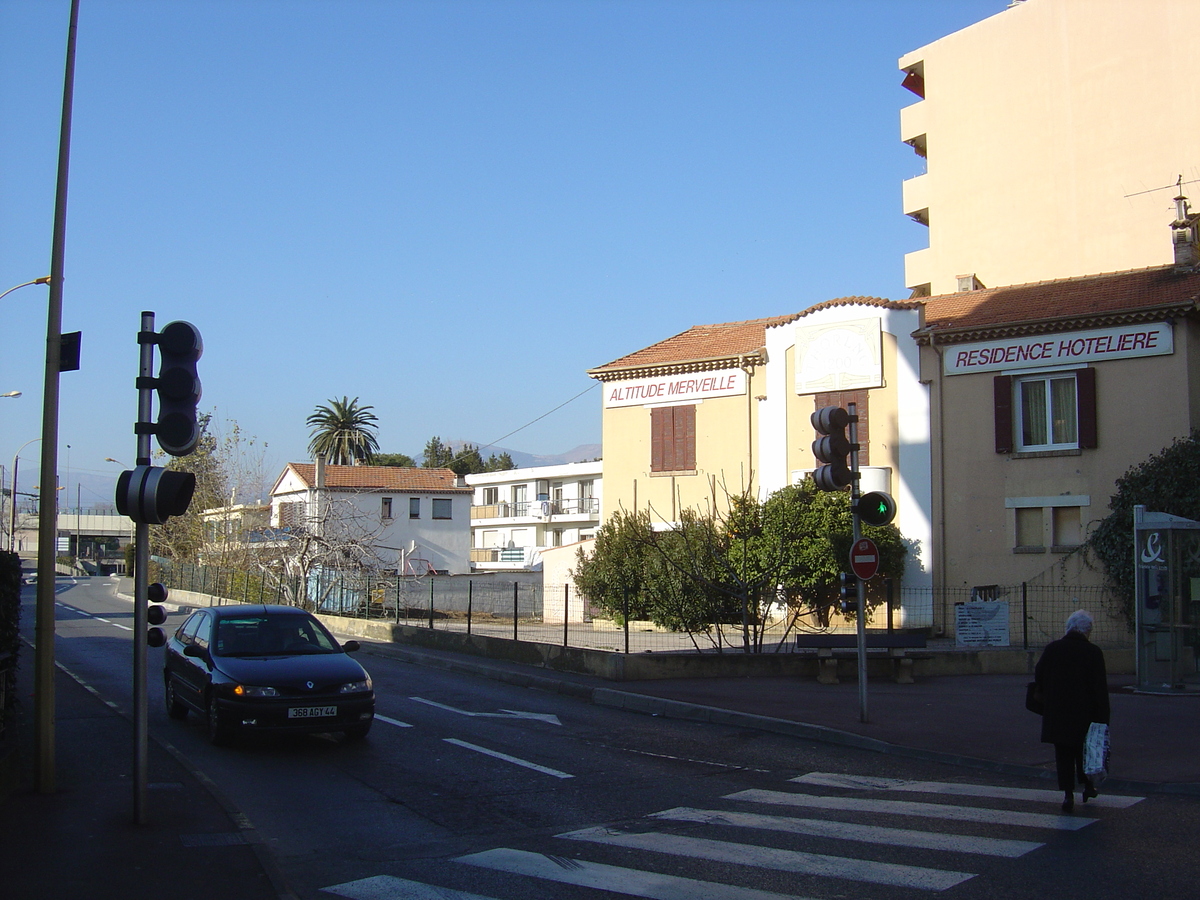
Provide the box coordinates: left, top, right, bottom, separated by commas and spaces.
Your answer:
1084, 722, 1110, 777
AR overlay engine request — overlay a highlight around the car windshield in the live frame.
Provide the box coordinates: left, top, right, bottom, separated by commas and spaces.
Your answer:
214, 614, 340, 657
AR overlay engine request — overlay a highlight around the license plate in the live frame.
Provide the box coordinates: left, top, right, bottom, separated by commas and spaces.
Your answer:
288, 706, 337, 719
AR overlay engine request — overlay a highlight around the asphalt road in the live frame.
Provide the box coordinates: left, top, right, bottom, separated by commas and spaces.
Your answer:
30, 577, 1200, 900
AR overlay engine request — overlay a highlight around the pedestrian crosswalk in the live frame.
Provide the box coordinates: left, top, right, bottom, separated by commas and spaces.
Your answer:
321, 770, 1145, 900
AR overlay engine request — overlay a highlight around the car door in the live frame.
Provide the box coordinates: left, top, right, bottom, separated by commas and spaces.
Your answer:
174, 610, 213, 709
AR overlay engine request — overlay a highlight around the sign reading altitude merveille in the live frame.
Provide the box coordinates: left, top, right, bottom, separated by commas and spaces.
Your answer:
603, 369, 746, 408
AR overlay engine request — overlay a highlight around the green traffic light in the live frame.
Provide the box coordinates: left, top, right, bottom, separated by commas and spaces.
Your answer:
856, 491, 897, 527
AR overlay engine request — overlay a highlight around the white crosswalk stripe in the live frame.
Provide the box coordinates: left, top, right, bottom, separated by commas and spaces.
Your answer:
454, 848, 812, 900
323, 769, 1146, 900
649, 806, 1043, 857
558, 826, 975, 891
792, 772, 1145, 809
725, 787, 1098, 830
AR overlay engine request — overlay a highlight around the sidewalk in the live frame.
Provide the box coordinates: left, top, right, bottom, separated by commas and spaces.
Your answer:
0, 651, 289, 900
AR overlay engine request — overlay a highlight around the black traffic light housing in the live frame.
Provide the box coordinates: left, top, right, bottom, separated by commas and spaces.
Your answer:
147, 582, 168, 648
857, 491, 897, 527
153, 320, 203, 456
811, 406, 853, 491
839, 572, 859, 614
115, 465, 196, 525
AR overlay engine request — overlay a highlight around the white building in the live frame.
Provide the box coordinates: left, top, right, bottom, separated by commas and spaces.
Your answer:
269, 460, 473, 575
465, 461, 602, 570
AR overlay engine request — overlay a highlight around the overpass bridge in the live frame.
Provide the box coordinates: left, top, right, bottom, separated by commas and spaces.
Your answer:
6, 506, 133, 572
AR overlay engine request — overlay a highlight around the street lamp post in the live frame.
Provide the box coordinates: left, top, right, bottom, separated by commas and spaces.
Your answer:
9, 439, 41, 553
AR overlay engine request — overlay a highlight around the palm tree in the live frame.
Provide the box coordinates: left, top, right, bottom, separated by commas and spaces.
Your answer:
306, 397, 380, 465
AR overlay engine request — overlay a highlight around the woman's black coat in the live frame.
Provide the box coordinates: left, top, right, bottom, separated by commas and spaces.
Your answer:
1034, 631, 1110, 745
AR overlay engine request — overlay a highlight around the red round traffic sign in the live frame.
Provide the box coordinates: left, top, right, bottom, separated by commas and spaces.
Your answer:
850, 537, 880, 580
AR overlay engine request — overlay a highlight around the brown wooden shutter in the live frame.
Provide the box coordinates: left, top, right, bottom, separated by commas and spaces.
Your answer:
679, 404, 696, 470
993, 375, 1013, 453
1076, 367, 1097, 449
651, 407, 666, 472
650, 405, 696, 472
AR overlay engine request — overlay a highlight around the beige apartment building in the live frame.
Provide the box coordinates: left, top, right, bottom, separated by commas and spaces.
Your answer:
588, 299, 934, 615
915, 261, 1200, 632
899, 0, 1200, 297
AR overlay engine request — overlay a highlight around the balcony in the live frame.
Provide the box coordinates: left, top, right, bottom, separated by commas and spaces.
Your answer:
471, 498, 599, 521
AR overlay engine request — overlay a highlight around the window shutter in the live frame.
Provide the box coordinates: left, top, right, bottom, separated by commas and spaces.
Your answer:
651, 407, 666, 472
1076, 367, 1097, 449
680, 404, 696, 470
993, 375, 1013, 453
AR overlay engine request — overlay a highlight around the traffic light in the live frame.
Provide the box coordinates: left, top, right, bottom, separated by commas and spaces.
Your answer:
811, 406, 852, 491
839, 572, 859, 614
857, 491, 897, 527
115, 465, 196, 525
154, 320, 203, 456
147, 582, 168, 648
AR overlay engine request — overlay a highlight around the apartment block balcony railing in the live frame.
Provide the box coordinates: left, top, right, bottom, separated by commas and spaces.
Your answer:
471, 497, 599, 521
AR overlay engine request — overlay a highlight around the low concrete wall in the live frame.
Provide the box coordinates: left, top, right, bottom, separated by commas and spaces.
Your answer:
163, 590, 1136, 682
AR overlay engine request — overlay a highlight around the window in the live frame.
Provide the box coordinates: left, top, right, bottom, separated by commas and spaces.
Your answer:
1015, 507, 1044, 551
381, 497, 393, 520
651, 405, 696, 473
482, 487, 498, 506
432, 498, 452, 519
552, 529, 564, 547
409, 497, 420, 519
1052, 506, 1082, 549
994, 369, 1096, 453
814, 390, 869, 464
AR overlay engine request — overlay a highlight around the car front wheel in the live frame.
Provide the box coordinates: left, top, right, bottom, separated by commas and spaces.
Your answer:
165, 677, 189, 721
207, 698, 233, 746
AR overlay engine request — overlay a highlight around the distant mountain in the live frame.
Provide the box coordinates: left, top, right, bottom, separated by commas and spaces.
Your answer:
440, 441, 601, 469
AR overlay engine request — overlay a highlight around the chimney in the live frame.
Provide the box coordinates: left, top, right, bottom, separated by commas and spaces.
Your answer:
1172, 191, 1200, 271
315, 455, 326, 489
956, 273, 985, 292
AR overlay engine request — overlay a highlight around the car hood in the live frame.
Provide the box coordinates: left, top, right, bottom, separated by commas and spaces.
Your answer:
212, 653, 369, 690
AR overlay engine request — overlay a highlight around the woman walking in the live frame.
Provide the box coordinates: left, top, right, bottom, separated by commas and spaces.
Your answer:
1034, 610, 1110, 812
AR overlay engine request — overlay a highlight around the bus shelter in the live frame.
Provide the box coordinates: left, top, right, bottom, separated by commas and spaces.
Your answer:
1134, 505, 1200, 692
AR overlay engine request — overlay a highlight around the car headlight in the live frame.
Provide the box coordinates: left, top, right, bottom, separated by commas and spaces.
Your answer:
339, 677, 371, 694
234, 684, 280, 698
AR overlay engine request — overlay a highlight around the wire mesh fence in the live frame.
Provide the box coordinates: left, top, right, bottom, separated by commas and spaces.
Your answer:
154, 562, 1133, 654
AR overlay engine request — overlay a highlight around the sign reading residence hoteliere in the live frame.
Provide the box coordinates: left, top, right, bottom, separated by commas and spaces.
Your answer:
943, 322, 1173, 376
603, 369, 746, 408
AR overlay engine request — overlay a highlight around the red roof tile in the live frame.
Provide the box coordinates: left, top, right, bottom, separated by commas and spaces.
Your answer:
277, 464, 471, 494
918, 265, 1200, 341
588, 300, 914, 378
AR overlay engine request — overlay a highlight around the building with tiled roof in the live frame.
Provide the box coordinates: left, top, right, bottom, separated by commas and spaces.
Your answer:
914, 261, 1200, 622
589, 297, 935, 611
268, 460, 472, 575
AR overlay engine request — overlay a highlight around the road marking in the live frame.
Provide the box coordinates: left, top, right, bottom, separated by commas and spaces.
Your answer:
725, 788, 1097, 830
619, 747, 769, 773
649, 806, 1043, 857
321, 874, 499, 899
56, 602, 132, 631
409, 696, 561, 725
792, 772, 1144, 809
559, 827, 974, 891
442, 739, 573, 779
455, 848, 811, 900
374, 715, 413, 729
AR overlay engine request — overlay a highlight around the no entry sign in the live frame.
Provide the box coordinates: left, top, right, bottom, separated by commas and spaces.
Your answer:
850, 538, 880, 580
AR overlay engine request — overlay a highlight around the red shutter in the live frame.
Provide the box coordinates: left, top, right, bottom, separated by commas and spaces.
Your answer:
650, 405, 696, 472
994, 375, 1013, 453
680, 405, 696, 470
1076, 367, 1097, 449
651, 407, 666, 472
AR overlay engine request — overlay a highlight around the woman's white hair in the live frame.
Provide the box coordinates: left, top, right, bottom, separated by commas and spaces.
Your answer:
1065, 609, 1094, 636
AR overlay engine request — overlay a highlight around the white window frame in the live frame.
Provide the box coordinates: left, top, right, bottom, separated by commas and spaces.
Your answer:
1014, 371, 1078, 452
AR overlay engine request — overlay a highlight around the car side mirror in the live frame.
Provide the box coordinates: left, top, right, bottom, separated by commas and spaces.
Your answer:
183, 643, 206, 658
342, 640, 360, 652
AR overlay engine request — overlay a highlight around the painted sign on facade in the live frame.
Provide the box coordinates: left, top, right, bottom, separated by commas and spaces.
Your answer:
602, 369, 746, 408
795, 318, 883, 394
944, 322, 1173, 376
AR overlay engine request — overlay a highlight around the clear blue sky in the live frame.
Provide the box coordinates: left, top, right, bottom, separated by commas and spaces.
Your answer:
1, 0, 1002, 505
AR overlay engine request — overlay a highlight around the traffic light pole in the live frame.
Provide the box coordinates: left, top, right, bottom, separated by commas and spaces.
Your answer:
133, 310, 155, 825
847, 402, 868, 724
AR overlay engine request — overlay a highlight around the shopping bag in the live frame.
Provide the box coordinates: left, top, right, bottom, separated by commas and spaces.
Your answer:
1084, 722, 1110, 777
1025, 682, 1044, 715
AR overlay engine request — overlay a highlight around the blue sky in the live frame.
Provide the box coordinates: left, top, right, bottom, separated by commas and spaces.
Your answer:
1, 0, 1003, 505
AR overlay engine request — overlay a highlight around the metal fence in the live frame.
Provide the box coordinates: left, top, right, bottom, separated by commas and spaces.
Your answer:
155, 562, 1133, 654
